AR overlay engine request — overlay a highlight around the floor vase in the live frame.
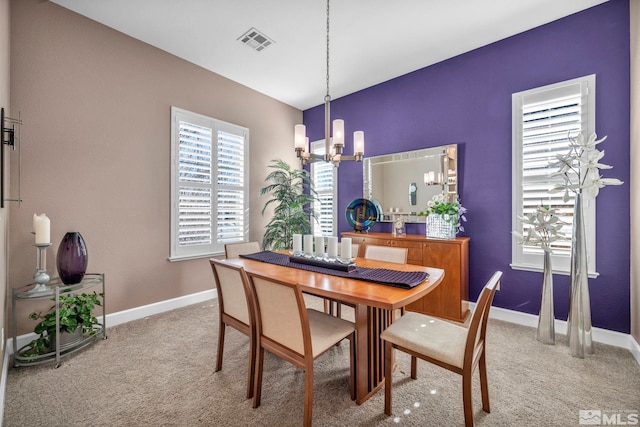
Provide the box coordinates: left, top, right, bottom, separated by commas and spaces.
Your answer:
566, 194, 593, 358
536, 251, 555, 344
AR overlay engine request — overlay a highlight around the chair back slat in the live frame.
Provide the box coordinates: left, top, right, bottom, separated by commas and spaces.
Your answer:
225, 241, 261, 259
249, 275, 308, 356
463, 271, 502, 368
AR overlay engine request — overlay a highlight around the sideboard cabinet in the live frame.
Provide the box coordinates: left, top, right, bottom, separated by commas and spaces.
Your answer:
342, 232, 469, 322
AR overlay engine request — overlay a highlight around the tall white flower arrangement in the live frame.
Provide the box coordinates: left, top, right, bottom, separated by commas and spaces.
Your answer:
548, 133, 623, 198
513, 205, 565, 253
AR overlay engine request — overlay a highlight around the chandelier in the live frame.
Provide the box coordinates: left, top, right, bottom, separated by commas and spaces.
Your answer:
294, 0, 364, 167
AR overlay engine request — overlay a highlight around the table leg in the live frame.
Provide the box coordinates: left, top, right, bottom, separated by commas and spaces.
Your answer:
354, 303, 392, 405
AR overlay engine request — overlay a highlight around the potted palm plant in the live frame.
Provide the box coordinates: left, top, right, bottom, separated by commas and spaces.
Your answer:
259, 159, 319, 250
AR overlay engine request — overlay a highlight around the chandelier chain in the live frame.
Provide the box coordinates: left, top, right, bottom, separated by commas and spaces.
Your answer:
325, 0, 330, 102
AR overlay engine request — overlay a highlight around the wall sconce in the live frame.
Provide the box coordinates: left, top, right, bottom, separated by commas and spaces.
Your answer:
1, 107, 22, 208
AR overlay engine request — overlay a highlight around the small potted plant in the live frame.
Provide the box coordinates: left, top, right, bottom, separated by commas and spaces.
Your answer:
422, 193, 467, 239
26, 290, 104, 356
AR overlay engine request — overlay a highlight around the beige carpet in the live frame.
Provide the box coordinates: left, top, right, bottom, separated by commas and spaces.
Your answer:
4, 297, 639, 426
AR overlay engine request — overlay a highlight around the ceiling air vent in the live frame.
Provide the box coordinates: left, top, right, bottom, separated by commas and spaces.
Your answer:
238, 27, 274, 52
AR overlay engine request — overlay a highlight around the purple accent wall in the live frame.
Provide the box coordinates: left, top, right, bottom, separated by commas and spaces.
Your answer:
303, 1, 631, 333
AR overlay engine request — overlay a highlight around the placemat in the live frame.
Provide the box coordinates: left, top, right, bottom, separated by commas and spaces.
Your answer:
239, 251, 429, 289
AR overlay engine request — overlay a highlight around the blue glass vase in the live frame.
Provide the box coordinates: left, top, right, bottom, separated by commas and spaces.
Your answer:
56, 232, 88, 284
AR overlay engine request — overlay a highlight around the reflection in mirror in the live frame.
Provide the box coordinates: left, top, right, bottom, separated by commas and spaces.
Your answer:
363, 144, 457, 223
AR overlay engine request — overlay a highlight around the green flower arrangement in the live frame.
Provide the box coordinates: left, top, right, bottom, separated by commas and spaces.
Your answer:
420, 193, 467, 233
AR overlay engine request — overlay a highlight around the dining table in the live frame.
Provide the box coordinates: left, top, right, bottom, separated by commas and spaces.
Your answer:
222, 252, 444, 405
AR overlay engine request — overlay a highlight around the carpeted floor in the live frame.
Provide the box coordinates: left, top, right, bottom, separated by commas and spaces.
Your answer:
4, 297, 639, 426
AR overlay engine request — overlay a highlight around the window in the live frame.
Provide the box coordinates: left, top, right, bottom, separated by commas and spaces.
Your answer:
170, 107, 249, 260
511, 75, 597, 276
310, 140, 337, 237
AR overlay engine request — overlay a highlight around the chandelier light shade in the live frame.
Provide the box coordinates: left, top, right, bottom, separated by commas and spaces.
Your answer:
294, 0, 364, 167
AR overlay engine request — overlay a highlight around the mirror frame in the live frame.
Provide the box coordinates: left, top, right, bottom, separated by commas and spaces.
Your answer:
363, 144, 458, 223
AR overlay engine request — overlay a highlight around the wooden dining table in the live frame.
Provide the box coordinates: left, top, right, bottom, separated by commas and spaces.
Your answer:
222, 253, 444, 404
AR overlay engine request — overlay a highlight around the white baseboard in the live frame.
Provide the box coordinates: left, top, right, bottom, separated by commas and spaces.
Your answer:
630, 335, 640, 365
7, 289, 217, 355
476, 303, 640, 364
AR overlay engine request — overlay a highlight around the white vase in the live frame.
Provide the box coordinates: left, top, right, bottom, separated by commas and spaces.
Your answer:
566, 193, 593, 358
536, 251, 555, 344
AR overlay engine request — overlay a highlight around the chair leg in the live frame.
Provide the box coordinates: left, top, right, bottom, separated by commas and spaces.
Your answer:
303, 363, 314, 427
215, 322, 225, 372
384, 340, 393, 416
253, 347, 264, 409
479, 352, 490, 413
410, 355, 417, 379
246, 331, 256, 399
462, 373, 474, 427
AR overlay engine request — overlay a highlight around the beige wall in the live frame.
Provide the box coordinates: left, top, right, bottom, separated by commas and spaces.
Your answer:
1, 0, 9, 357
631, 0, 640, 344
8, 0, 300, 334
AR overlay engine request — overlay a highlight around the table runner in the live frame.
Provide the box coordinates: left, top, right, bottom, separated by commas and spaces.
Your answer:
239, 251, 429, 289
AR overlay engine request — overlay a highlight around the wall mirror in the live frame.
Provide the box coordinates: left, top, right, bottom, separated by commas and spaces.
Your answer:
363, 144, 457, 223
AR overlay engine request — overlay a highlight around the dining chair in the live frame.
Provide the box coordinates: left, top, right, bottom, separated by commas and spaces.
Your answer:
246, 271, 356, 427
364, 244, 409, 317
380, 271, 502, 427
225, 241, 261, 259
210, 258, 257, 399
364, 244, 408, 264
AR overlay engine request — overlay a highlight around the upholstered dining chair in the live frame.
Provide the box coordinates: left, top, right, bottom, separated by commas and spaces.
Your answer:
364, 244, 408, 264
380, 271, 502, 427
225, 241, 261, 259
246, 271, 356, 427
210, 258, 257, 399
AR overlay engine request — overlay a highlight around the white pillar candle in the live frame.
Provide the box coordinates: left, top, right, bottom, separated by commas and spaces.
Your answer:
327, 236, 338, 258
292, 234, 302, 255
341, 238, 352, 259
34, 213, 50, 244
314, 236, 324, 257
303, 234, 314, 255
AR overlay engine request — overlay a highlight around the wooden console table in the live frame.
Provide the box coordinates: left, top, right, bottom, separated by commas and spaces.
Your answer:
342, 232, 469, 322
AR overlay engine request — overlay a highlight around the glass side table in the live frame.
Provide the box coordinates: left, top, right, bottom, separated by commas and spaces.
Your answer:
12, 273, 107, 368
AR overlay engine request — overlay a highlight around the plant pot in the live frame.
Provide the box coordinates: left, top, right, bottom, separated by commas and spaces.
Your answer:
426, 214, 456, 239
49, 328, 83, 352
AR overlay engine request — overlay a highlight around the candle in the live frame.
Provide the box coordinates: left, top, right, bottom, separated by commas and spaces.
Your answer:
292, 234, 302, 255
327, 236, 338, 258
303, 234, 314, 255
341, 238, 352, 259
314, 236, 324, 257
34, 213, 51, 244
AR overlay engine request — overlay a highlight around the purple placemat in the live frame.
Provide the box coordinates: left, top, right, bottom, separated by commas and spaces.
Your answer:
239, 251, 429, 289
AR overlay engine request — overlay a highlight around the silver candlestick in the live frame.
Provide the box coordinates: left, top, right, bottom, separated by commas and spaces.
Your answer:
30, 242, 52, 294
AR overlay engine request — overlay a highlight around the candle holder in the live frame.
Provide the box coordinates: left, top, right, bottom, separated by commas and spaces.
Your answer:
30, 242, 52, 294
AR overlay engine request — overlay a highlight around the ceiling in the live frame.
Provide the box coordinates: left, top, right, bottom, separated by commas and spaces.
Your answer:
50, 0, 608, 111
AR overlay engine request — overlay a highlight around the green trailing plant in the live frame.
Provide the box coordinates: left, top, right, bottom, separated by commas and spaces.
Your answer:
27, 291, 103, 356
260, 159, 319, 250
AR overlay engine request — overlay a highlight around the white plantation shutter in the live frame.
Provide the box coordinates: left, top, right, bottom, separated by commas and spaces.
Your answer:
171, 107, 249, 260
512, 75, 597, 275
216, 131, 246, 243
311, 140, 337, 237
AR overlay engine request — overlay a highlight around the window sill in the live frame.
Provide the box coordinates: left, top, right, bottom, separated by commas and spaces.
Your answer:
510, 263, 599, 279
168, 252, 224, 262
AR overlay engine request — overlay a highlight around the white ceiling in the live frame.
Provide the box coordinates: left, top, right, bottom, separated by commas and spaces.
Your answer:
50, 0, 608, 111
